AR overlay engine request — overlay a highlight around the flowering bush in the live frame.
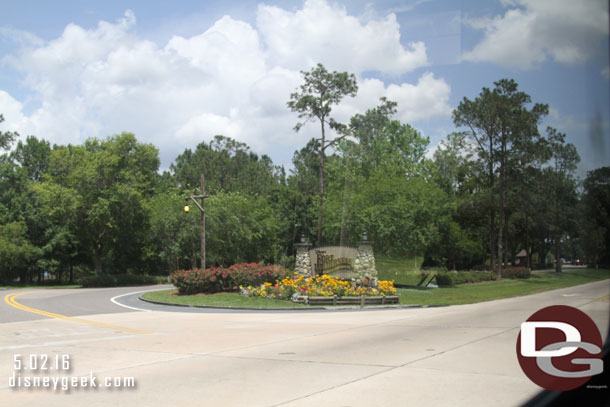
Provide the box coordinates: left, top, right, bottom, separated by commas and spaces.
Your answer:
224, 263, 290, 288
241, 274, 397, 300
171, 263, 289, 295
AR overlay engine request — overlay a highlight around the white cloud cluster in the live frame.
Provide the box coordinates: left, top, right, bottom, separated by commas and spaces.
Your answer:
0, 0, 452, 168
463, 0, 609, 69
256, 0, 427, 75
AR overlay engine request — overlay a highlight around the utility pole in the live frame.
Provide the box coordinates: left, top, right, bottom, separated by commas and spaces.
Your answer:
184, 174, 208, 269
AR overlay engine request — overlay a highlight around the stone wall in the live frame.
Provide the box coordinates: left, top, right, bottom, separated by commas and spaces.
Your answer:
294, 242, 312, 276
354, 241, 378, 287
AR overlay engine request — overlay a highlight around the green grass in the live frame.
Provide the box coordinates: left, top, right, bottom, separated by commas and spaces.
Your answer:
376, 255, 424, 285
398, 268, 610, 306
142, 290, 309, 308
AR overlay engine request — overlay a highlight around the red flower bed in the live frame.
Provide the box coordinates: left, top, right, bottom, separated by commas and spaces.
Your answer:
170, 263, 289, 295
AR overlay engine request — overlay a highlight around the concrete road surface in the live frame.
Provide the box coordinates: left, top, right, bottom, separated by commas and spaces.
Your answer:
1, 280, 608, 406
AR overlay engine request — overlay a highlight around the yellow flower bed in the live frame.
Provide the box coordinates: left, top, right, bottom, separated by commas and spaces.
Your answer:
241, 274, 397, 300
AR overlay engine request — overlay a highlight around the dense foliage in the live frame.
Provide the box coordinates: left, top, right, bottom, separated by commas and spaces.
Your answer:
0, 70, 607, 285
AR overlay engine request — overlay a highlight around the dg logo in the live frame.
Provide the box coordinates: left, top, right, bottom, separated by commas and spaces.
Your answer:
516, 305, 604, 391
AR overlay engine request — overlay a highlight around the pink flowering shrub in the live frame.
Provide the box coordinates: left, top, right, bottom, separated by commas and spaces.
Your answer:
171, 263, 289, 295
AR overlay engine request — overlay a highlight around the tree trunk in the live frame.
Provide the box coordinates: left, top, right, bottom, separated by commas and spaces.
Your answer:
191, 245, 196, 270
553, 175, 563, 273
200, 173, 206, 270
486, 135, 497, 274
95, 246, 103, 274
525, 212, 531, 270
554, 236, 562, 273
489, 208, 496, 272
339, 166, 350, 247
538, 245, 548, 267
497, 141, 506, 279
317, 119, 326, 246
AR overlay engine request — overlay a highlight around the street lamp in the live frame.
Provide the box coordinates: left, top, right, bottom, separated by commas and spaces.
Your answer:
184, 173, 208, 269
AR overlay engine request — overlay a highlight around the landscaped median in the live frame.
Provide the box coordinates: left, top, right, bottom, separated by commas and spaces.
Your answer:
160, 264, 400, 309
141, 267, 610, 309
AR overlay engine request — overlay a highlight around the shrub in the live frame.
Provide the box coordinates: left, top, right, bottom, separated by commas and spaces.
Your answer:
114, 274, 157, 286
435, 271, 496, 286
502, 267, 531, 279
434, 268, 531, 286
170, 263, 289, 295
80, 273, 158, 287
80, 274, 117, 287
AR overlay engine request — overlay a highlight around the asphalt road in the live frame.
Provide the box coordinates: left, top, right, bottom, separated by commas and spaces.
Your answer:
0, 286, 158, 323
1, 280, 608, 406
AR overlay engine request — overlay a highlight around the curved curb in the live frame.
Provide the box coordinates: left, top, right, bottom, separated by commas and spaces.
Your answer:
138, 295, 327, 311
138, 293, 433, 312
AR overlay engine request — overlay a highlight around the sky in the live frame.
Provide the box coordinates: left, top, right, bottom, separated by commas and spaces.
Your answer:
0, 0, 608, 177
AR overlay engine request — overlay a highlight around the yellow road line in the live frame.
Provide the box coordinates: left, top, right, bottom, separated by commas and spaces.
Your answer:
4, 291, 152, 335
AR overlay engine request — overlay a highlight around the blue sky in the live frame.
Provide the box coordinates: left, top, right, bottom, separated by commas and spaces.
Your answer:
0, 0, 608, 177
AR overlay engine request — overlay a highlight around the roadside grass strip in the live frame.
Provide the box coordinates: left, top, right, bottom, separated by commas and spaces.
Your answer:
4, 291, 152, 335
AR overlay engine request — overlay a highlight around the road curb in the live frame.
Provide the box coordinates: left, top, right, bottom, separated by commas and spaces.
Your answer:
138, 294, 430, 312
138, 295, 328, 311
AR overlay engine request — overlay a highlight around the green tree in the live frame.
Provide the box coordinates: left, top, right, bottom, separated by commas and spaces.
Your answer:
205, 192, 281, 266
12, 136, 51, 182
545, 127, 580, 272
323, 99, 446, 259
39, 133, 160, 274
171, 135, 283, 195
287, 138, 326, 243
0, 114, 17, 151
32, 181, 81, 283
581, 167, 610, 267
146, 189, 200, 273
453, 79, 548, 278
0, 222, 39, 283
287, 63, 358, 245
432, 133, 486, 269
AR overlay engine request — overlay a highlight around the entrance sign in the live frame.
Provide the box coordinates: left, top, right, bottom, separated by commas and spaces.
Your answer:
309, 246, 358, 279
294, 239, 377, 284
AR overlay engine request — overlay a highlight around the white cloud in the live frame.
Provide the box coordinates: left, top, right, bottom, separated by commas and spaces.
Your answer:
0, 1, 450, 169
0, 91, 27, 132
256, 0, 428, 74
463, 0, 609, 69
331, 72, 451, 124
